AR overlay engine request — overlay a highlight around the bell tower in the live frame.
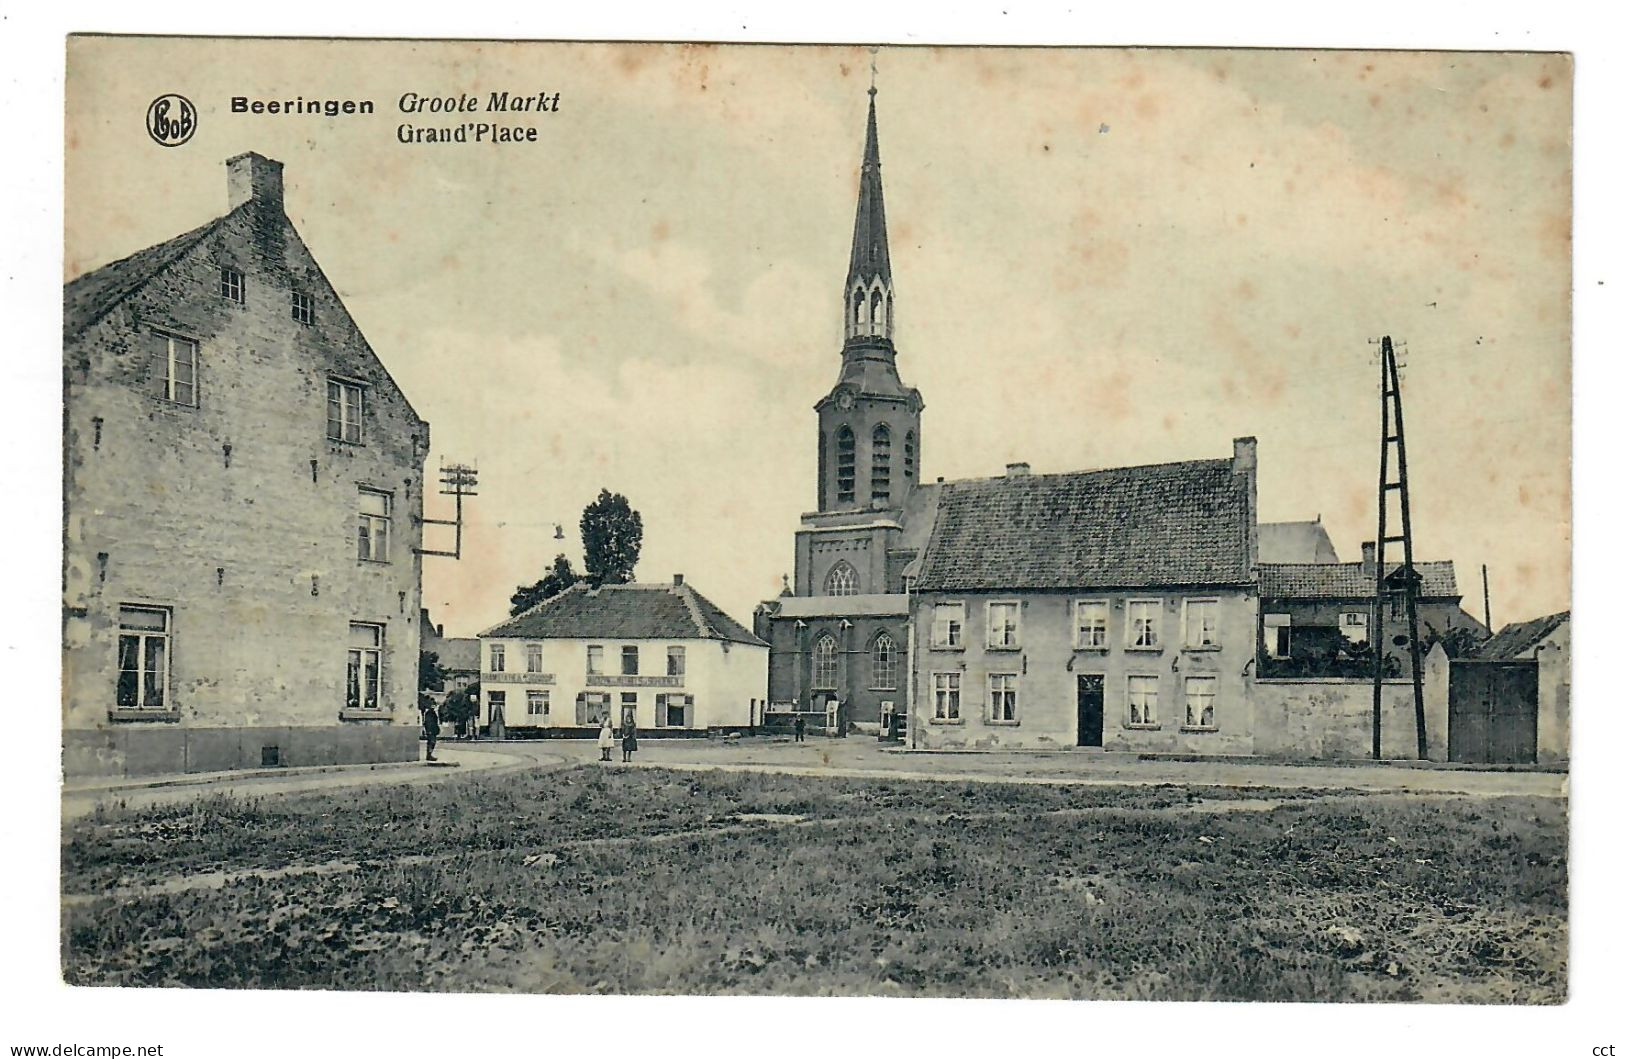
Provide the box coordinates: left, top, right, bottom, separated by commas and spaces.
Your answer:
816, 85, 923, 514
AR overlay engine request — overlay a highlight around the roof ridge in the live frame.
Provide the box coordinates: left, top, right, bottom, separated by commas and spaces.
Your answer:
477, 582, 584, 637
64, 207, 241, 339
942, 456, 1233, 489
673, 583, 716, 639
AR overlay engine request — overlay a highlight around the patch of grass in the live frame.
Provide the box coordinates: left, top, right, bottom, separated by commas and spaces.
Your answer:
61, 767, 1566, 1001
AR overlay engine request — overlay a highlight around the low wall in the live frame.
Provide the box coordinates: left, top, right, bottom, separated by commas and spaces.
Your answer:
1251, 677, 1447, 761
63, 724, 421, 780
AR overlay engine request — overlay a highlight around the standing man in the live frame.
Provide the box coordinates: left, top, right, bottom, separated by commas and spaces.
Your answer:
422, 700, 441, 763
794, 714, 805, 743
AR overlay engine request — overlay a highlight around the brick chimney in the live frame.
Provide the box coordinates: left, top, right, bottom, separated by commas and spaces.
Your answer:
1361, 541, 1376, 577
672, 573, 685, 587
1005, 462, 1031, 478
1232, 437, 1259, 573
227, 152, 284, 211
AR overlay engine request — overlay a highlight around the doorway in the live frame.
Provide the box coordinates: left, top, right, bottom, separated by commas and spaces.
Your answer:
1077, 674, 1104, 747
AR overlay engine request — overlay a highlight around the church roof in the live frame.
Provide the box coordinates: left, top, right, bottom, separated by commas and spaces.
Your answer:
846, 89, 891, 290
482, 581, 767, 647
914, 458, 1253, 592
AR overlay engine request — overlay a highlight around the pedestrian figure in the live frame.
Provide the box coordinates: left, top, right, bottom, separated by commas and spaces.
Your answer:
794, 715, 805, 743
622, 722, 638, 763
422, 701, 441, 762
598, 716, 615, 762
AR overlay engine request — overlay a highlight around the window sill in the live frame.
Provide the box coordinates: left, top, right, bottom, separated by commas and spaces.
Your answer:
928, 644, 965, 652
1073, 645, 1110, 653
1124, 646, 1164, 654
108, 708, 180, 724
1182, 645, 1222, 653
985, 645, 1022, 653
339, 708, 392, 722
929, 717, 965, 726
1180, 726, 1220, 734
358, 557, 392, 566
869, 686, 898, 692
985, 718, 1020, 727
1124, 723, 1162, 731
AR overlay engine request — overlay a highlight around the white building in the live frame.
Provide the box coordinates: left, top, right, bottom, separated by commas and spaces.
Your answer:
477, 576, 769, 736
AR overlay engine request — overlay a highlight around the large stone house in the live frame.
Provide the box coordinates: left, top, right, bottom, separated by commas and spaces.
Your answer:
907, 441, 1260, 751
479, 577, 768, 737
754, 87, 930, 734
62, 152, 429, 778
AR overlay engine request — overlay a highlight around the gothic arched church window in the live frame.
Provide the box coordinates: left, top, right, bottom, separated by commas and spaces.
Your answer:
813, 633, 839, 689
825, 561, 859, 596
871, 631, 898, 690
871, 424, 892, 504
836, 427, 856, 504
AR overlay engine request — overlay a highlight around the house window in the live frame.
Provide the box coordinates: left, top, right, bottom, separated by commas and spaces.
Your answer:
620, 692, 638, 726
1184, 599, 1221, 648
666, 646, 686, 678
526, 644, 544, 673
871, 424, 892, 504
115, 605, 170, 710
347, 622, 384, 711
1340, 611, 1369, 645
621, 646, 640, 676
988, 673, 1019, 723
931, 603, 965, 648
904, 432, 916, 482
871, 632, 898, 690
1184, 676, 1217, 730
1074, 600, 1108, 649
1127, 599, 1162, 649
825, 562, 859, 596
987, 601, 1020, 649
488, 690, 506, 718
658, 694, 694, 728
220, 267, 245, 304
1126, 675, 1159, 726
527, 689, 550, 716
357, 488, 391, 562
489, 644, 506, 673
932, 672, 961, 721
291, 290, 315, 325
327, 378, 364, 444
812, 634, 838, 689
576, 691, 610, 726
160, 333, 198, 407
586, 645, 604, 675
1264, 614, 1292, 658
836, 427, 856, 504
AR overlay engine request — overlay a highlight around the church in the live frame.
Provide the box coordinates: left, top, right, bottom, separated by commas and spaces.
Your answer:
753, 86, 933, 735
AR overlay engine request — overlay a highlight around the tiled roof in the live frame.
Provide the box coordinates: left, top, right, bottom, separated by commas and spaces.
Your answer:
433, 637, 481, 673
1259, 520, 1341, 563
481, 582, 767, 647
913, 458, 1252, 592
63, 210, 233, 340
1259, 561, 1459, 600
1479, 610, 1569, 660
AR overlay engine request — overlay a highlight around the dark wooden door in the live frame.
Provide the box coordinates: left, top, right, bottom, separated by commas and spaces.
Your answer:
1448, 660, 1538, 764
1077, 675, 1105, 747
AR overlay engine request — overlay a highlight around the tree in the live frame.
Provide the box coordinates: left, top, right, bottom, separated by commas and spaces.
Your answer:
581, 488, 643, 586
419, 649, 445, 695
441, 683, 479, 732
510, 553, 580, 616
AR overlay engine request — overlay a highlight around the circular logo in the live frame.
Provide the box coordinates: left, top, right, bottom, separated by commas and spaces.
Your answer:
146, 94, 197, 147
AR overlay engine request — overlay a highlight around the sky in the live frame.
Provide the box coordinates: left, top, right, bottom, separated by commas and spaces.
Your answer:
63, 39, 1572, 636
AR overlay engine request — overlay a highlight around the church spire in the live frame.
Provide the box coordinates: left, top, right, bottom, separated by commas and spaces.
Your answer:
844, 85, 894, 344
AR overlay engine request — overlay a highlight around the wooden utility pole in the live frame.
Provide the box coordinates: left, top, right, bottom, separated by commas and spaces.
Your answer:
1372, 336, 1429, 760
1482, 563, 1494, 633
417, 462, 479, 559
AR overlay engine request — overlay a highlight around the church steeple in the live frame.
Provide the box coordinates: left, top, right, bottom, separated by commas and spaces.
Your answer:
815, 82, 923, 515
845, 86, 894, 344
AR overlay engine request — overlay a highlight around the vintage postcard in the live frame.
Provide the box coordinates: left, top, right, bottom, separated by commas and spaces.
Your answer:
58, 35, 1570, 1012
